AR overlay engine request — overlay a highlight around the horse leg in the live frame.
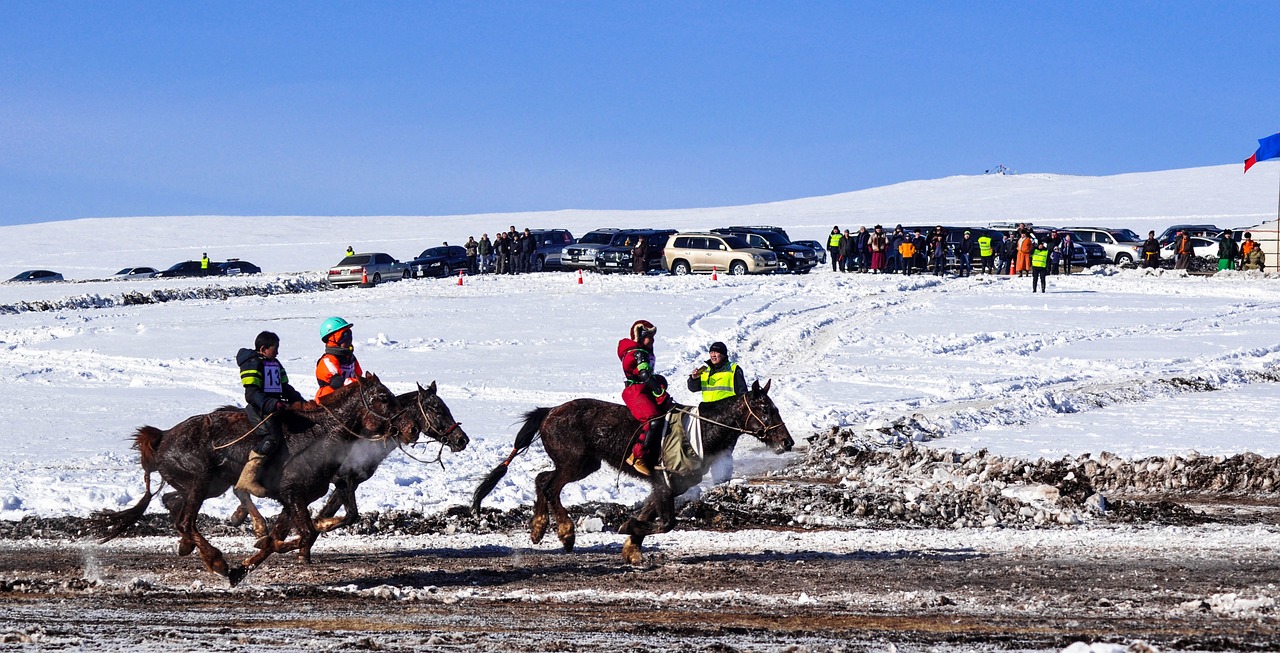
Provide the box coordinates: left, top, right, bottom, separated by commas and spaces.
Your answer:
179, 501, 231, 579
231, 489, 269, 538
546, 463, 597, 553
314, 484, 357, 533
243, 508, 293, 570
292, 505, 320, 564
618, 495, 659, 535
621, 535, 646, 565
529, 470, 553, 544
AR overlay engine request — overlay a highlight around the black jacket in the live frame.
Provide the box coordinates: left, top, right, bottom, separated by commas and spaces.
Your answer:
236, 348, 304, 413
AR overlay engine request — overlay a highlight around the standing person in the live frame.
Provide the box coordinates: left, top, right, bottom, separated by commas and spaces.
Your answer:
632, 236, 648, 274
1030, 241, 1050, 293
977, 231, 995, 275
1057, 231, 1074, 274
508, 230, 522, 275
869, 225, 887, 273
235, 331, 306, 498
493, 233, 508, 274
897, 234, 917, 276
929, 227, 947, 276
1217, 230, 1240, 271
478, 234, 493, 274
1046, 231, 1061, 275
827, 227, 842, 272
956, 231, 975, 277
998, 231, 1017, 275
465, 236, 479, 274
1015, 230, 1033, 277
1242, 233, 1266, 270
888, 226, 905, 274
201, 253, 210, 275
315, 317, 363, 402
345, 245, 355, 257
618, 320, 671, 476
520, 228, 535, 273
1173, 231, 1193, 270
837, 229, 854, 272
1141, 231, 1162, 269
855, 226, 871, 272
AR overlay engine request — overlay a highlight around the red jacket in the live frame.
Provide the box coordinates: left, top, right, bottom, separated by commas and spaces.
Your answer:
617, 338, 653, 384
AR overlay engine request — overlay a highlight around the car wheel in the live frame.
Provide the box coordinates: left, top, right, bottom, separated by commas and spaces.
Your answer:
1115, 253, 1133, 266
671, 260, 691, 276
372, 273, 382, 285
730, 261, 748, 276
402, 269, 410, 279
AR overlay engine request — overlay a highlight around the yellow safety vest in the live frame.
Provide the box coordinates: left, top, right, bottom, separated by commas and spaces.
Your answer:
1031, 248, 1050, 268
699, 362, 739, 402
978, 236, 993, 257
827, 233, 842, 248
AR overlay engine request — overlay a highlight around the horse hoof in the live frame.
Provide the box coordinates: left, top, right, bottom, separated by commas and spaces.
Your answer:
177, 541, 195, 557
227, 566, 248, 587
621, 540, 643, 565
227, 508, 247, 527
530, 515, 548, 544
560, 534, 575, 553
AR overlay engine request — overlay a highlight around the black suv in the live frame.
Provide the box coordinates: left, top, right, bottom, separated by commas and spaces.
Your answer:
155, 260, 214, 278
408, 245, 469, 278
710, 226, 817, 273
596, 229, 677, 273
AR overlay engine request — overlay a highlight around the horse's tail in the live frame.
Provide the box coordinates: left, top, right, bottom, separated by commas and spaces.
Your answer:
90, 469, 158, 543
134, 425, 164, 474
471, 406, 550, 515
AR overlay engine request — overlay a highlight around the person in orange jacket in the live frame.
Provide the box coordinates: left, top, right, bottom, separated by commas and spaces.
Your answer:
1015, 230, 1034, 277
315, 317, 363, 402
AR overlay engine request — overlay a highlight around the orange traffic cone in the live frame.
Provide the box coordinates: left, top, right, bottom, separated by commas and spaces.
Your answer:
577, 270, 584, 285
457, 270, 464, 286
361, 267, 369, 286
712, 266, 718, 281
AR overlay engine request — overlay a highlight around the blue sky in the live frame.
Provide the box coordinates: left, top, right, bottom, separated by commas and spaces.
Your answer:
1, 2, 1277, 225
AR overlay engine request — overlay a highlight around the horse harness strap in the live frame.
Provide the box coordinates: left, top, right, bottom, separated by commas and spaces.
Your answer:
212, 412, 274, 451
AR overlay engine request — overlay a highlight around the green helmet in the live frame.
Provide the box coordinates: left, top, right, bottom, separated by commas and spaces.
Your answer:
320, 316, 353, 340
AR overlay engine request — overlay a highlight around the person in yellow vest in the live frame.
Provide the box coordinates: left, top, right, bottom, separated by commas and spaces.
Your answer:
898, 238, 917, 276
827, 226, 842, 272
200, 253, 210, 275
977, 233, 995, 274
1030, 241, 1050, 293
687, 341, 747, 484
687, 341, 747, 401
345, 245, 355, 257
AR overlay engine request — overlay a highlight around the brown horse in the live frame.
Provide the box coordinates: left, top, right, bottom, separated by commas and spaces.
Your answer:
472, 379, 794, 564
227, 383, 469, 536
92, 374, 413, 585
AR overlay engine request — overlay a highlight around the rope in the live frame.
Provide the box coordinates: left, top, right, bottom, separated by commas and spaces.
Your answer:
212, 413, 273, 451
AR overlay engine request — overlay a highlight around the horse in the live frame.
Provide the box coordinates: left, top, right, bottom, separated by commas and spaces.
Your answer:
92, 373, 413, 585
471, 379, 794, 564
226, 382, 469, 536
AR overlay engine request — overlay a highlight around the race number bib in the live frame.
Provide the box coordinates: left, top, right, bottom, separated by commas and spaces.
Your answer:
263, 361, 284, 394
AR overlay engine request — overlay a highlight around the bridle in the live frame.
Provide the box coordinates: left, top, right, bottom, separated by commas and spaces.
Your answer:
414, 389, 461, 444
672, 393, 784, 442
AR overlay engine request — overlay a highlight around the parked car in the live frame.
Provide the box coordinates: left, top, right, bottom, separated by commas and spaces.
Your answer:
1159, 236, 1220, 260
711, 226, 817, 273
407, 246, 468, 278
793, 240, 828, 265
1079, 241, 1109, 267
155, 260, 213, 278
1157, 224, 1222, 246
1065, 227, 1144, 266
596, 230, 676, 273
664, 232, 779, 276
527, 229, 576, 272
560, 228, 622, 271
327, 252, 409, 287
7, 269, 63, 282
113, 266, 158, 280
215, 259, 261, 276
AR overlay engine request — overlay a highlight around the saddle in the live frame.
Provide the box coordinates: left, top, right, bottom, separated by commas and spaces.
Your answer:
658, 407, 703, 476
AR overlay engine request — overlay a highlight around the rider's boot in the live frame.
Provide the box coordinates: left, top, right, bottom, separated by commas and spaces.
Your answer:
624, 427, 651, 477
236, 451, 270, 498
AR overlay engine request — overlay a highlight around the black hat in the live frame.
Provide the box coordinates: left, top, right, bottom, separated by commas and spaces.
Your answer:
709, 341, 728, 356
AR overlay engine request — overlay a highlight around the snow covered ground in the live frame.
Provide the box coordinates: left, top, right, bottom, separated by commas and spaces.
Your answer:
2, 164, 1279, 523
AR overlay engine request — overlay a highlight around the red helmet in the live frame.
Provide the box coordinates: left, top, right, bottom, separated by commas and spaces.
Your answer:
630, 320, 656, 342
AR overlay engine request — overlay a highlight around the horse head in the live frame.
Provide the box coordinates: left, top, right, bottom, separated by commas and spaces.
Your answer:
743, 379, 794, 454
346, 372, 401, 438
410, 381, 469, 452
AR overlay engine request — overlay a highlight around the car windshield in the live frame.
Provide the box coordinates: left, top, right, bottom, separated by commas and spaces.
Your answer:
1109, 229, 1142, 242
338, 255, 370, 266
164, 262, 192, 271
418, 248, 449, 258
722, 235, 752, 249
115, 268, 133, 275
757, 232, 791, 246
578, 231, 615, 245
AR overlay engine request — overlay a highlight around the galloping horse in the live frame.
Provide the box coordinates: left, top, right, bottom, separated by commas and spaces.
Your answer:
472, 379, 794, 564
227, 382, 469, 536
92, 374, 413, 585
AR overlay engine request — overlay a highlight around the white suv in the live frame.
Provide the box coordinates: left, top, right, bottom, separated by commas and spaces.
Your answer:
1066, 227, 1144, 266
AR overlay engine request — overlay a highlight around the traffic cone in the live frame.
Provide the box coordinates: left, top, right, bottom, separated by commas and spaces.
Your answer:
457, 270, 464, 286
361, 267, 369, 286
712, 266, 718, 281
577, 269, 584, 285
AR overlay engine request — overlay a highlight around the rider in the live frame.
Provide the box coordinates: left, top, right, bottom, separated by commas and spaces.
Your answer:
687, 341, 747, 402
315, 317, 363, 402
618, 319, 671, 476
236, 330, 305, 498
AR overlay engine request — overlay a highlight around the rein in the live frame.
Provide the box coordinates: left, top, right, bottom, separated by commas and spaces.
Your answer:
671, 394, 782, 441
212, 412, 273, 451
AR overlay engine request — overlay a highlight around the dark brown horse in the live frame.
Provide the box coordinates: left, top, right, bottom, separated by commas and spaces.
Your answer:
92, 374, 414, 585
472, 379, 794, 564
227, 383, 469, 536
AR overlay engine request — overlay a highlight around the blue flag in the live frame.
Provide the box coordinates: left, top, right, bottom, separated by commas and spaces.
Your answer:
1245, 133, 1280, 172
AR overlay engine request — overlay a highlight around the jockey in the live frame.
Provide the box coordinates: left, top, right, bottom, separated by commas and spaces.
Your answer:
236, 330, 305, 498
315, 317, 363, 402
618, 319, 671, 476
